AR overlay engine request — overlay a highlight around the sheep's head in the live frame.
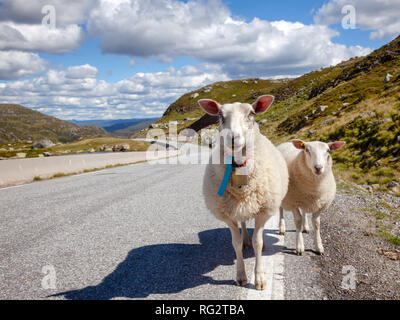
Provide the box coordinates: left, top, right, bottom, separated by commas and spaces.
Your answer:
198, 95, 274, 155
292, 140, 345, 176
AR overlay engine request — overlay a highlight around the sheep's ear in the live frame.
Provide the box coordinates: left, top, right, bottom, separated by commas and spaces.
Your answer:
328, 141, 346, 151
252, 95, 275, 114
198, 99, 221, 116
292, 139, 306, 150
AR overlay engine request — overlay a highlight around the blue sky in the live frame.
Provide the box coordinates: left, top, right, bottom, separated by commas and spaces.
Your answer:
41, 0, 389, 83
0, 0, 398, 120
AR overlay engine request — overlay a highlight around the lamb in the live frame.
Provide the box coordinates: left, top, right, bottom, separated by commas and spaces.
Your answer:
277, 139, 345, 255
198, 95, 289, 290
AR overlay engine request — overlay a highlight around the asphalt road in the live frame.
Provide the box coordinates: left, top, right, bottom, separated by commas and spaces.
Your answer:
0, 144, 314, 300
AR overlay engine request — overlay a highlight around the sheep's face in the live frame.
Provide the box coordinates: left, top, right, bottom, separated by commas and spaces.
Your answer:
292, 140, 346, 176
198, 95, 274, 155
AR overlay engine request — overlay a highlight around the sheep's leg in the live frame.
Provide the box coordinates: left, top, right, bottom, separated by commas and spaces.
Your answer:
279, 207, 285, 235
253, 214, 270, 290
312, 212, 324, 255
293, 208, 305, 255
223, 217, 247, 286
301, 209, 310, 234
241, 221, 251, 249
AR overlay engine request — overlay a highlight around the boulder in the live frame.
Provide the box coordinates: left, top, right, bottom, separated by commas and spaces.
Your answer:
190, 92, 199, 99
120, 144, 130, 152
388, 181, 399, 188
321, 118, 335, 126
318, 105, 328, 112
383, 73, 393, 84
16, 153, 26, 158
32, 139, 55, 149
353, 111, 376, 121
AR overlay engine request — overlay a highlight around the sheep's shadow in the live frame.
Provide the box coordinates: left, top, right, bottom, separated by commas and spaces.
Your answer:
52, 228, 280, 300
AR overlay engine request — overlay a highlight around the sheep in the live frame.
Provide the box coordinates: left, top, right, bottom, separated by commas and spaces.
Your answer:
277, 139, 345, 255
198, 95, 289, 290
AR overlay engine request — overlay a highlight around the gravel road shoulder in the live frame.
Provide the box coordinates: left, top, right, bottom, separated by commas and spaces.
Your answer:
284, 181, 400, 300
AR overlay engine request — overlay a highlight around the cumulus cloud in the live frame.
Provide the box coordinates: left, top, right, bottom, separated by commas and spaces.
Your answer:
0, 51, 47, 80
0, 22, 84, 54
87, 0, 371, 77
66, 64, 98, 79
0, 0, 91, 54
314, 0, 400, 40
0, 63, 229, 119
0, 0, 96, 26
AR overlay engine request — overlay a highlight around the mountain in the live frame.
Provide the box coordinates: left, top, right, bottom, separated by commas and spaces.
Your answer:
72, 118, 158, 134
0, 104, 109, 144
137, 35, 400, 190
111, 119, 157, 138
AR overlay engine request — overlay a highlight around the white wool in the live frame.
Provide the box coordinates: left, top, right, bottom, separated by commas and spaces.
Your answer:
277, 140, 338, 255
203, 125, 289, 222
278, 142, 336, 213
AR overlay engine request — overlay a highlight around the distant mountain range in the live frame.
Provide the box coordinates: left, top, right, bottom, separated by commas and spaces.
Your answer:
72, 118, 158, 137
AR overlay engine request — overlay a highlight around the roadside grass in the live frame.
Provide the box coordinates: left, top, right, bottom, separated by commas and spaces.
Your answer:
0, 138, 150, 159
361, 203, 400, 247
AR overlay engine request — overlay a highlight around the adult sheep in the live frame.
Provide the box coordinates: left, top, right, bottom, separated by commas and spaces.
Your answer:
277, 140, 345, 255
198, 95, 288, 290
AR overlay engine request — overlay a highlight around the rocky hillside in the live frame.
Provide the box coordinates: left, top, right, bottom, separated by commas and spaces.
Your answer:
142, 35, 400, 191
0, 104, 109, 144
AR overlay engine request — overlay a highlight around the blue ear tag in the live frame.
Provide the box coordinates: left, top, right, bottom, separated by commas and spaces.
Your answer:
217, 156, 233, 197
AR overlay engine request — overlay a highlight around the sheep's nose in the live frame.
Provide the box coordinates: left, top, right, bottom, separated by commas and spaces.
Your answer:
314, 165, 323, 174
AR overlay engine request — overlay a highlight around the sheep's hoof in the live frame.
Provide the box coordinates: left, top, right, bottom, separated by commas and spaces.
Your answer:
316, 250, 324, 256
255, 281, 267, 291
279, 231, 285, 236
236, 278, 248, 287
302, 229, 310, 234
296, 250, 304, 256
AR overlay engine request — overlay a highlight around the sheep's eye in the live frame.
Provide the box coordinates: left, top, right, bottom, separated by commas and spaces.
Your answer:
305, 148, 310, 153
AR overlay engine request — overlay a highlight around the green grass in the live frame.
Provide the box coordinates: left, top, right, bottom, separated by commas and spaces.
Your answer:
0, 138, 150, 159
377, 231, 400, 246
361, 203, 400, 246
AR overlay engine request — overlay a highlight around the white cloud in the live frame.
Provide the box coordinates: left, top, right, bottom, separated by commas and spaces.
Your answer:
0, 0, 92, 54
314, 0, 400, 40
66, 64, 98, 79
0, 0, 96, 26
0, 22, 84, 54
87, 0, 371, 77
0, 50, 46, 80
0, 63, 229, 119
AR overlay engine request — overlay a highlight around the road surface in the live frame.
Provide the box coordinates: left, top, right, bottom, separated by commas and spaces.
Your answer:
0, 143, 319, 300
